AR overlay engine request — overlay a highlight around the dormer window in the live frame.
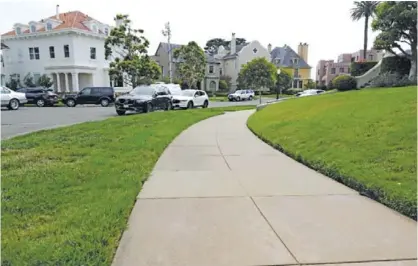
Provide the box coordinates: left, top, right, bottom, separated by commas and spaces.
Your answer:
30, 25, 36, 33
15, 27, 21, 35
104, 28, 109, 36
92, 24, 98, 33
46, 22, 52, 31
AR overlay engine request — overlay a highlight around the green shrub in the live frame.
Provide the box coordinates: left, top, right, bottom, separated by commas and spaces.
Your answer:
332, 75, 357, 91
218, 80, 228, 91
350, 61, 378, 76
370, 72, 417, 88
381, 56, 411, 76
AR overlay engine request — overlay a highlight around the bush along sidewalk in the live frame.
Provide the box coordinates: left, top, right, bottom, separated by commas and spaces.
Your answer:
247, 124, 417, 221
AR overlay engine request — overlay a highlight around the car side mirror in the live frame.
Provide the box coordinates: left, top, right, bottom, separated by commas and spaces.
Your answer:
152, 93, 157, 98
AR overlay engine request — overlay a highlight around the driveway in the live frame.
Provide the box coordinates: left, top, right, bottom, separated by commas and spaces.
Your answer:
112, 110, 417, 266
0, 100, 263, 140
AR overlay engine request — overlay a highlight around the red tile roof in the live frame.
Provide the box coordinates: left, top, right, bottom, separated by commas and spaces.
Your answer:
1, 11, 97, 37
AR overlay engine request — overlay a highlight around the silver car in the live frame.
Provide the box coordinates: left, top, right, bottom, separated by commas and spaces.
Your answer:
1, 86, 28, 110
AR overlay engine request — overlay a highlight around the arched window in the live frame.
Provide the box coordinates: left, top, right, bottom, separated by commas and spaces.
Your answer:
30, 25, 36, 33
15, 27, 21, 35
46, 23, 52, 30
209, 81, 216, 90
92, 24, 97, 33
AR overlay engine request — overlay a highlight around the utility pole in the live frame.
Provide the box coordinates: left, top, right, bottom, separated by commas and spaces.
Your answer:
162, 22, 172, 83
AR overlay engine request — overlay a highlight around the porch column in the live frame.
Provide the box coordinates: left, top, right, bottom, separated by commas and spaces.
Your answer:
55, 72, 61, 92
64, 73, 69, 93
71, 72, 79, 92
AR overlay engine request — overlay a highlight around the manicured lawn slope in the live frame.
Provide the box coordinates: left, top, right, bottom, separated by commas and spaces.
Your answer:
247, 86, 417, 220
1, 106, 254, 265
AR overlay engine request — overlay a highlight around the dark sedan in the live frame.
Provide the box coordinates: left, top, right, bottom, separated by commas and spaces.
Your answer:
16, 87, 59, 107
115, 85, 173, 115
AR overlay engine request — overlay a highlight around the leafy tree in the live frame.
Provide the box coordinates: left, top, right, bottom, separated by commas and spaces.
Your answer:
204, 37, 247, 54
304, 79, 316, 89
372, 1, 417, 80
5, 79, 20, 91
37, 74, 53, 89
276, 68, 292, 94
351, 1, 380, 60
23, 73, 36, 87
104, 14, 160, 88
219, 75, 232, 91
238, 58, 277, 102
219, 80, 228, 91
173, 41, 206, 89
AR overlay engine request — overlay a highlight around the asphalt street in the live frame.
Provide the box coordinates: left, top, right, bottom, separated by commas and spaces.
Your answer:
1, 99, 271, 139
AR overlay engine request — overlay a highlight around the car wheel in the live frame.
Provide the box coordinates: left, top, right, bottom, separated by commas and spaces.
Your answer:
202, 100, 209, 108
165, 101, 172, 111
116, 110, 126, 116
236, 96, 241, 101
8, 99, 20, 110
145, 103, 153, 113
36, 98, 46, 107
66, 99, 76, 107
187, 101, 193, 109
100, 98, 110, 107
249, 96, 253, 100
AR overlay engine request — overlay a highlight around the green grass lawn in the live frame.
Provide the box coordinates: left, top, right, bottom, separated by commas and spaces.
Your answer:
1, 105, 254, 265
247, 86, 417, 220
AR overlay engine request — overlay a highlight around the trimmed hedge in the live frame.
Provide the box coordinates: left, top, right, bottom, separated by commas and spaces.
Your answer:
247, 125, 417, 221
332, 75, 357, 91
370, 72, 417, 88
381, 56, 411, 76
350, 61, 378, 76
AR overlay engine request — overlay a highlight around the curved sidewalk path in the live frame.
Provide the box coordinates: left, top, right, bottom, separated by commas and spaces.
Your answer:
113, 110, 417, 266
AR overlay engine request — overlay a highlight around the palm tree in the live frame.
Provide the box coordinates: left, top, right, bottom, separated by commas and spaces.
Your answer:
351, 1, 380, 60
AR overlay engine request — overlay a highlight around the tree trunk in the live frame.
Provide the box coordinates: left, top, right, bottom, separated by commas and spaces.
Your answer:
363, 15, 369, 60
409, 44, 417, 81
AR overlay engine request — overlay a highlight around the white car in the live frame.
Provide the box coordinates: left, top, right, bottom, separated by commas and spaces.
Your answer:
228, 90, 255, 101
296, 89, 325, 97
172, 89, 209, 109
1, 86, 27, 110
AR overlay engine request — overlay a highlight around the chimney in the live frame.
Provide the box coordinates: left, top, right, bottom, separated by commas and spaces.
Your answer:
230, 32, 236, 54
268, 43, 272, 53
56, 5, 60, 20
298, 42, 308, 63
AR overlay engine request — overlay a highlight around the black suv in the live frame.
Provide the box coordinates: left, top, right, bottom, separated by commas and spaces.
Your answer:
115, 85, 172, 115
16, 87, 59, 107
62, 87, 115, 107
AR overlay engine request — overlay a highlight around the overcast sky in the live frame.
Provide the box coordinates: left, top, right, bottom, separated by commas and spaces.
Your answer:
0, 0, 381, 79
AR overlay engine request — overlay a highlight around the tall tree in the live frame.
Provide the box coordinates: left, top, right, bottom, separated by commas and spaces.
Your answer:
372, 1, 417, 80
351, 1, 380, 60
104, 14, 161, 88
204, 37, 247, 54
276, 68, 292, 93
238, 58, 277, 103
173, 41, 206, 89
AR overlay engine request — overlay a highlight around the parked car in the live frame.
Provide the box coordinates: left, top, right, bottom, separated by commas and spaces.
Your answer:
172, 89, 209, 109
16, 87, 59, 107
114, 85, 172, 115
1, 86, 27, 110
296, 89, 325, 97
228, 90, 255, 101
62, 87, 115, 107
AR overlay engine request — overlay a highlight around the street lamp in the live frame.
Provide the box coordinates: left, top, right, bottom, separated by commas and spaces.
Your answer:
276, 68, 281, 100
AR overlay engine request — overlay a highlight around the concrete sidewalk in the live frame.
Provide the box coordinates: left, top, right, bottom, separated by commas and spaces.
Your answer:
112, 110, 417, 266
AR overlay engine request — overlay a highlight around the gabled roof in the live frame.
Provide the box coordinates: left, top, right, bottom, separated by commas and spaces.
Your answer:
2, 11, 101, 36
206, 53, 220, 64
155, 42, 183, 56
271, 45, 311, 69
223, 44, 246, 59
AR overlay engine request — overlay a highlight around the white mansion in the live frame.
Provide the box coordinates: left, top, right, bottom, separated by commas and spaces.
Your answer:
0, 6, 127, 92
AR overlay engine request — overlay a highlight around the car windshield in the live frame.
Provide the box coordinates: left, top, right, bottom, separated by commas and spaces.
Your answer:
130, 86, 154, 96
235, 90, 243, 94
180, 90, 195, 97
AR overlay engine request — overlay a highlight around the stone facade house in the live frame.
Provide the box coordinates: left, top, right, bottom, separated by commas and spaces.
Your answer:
153, 33, 271, 91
